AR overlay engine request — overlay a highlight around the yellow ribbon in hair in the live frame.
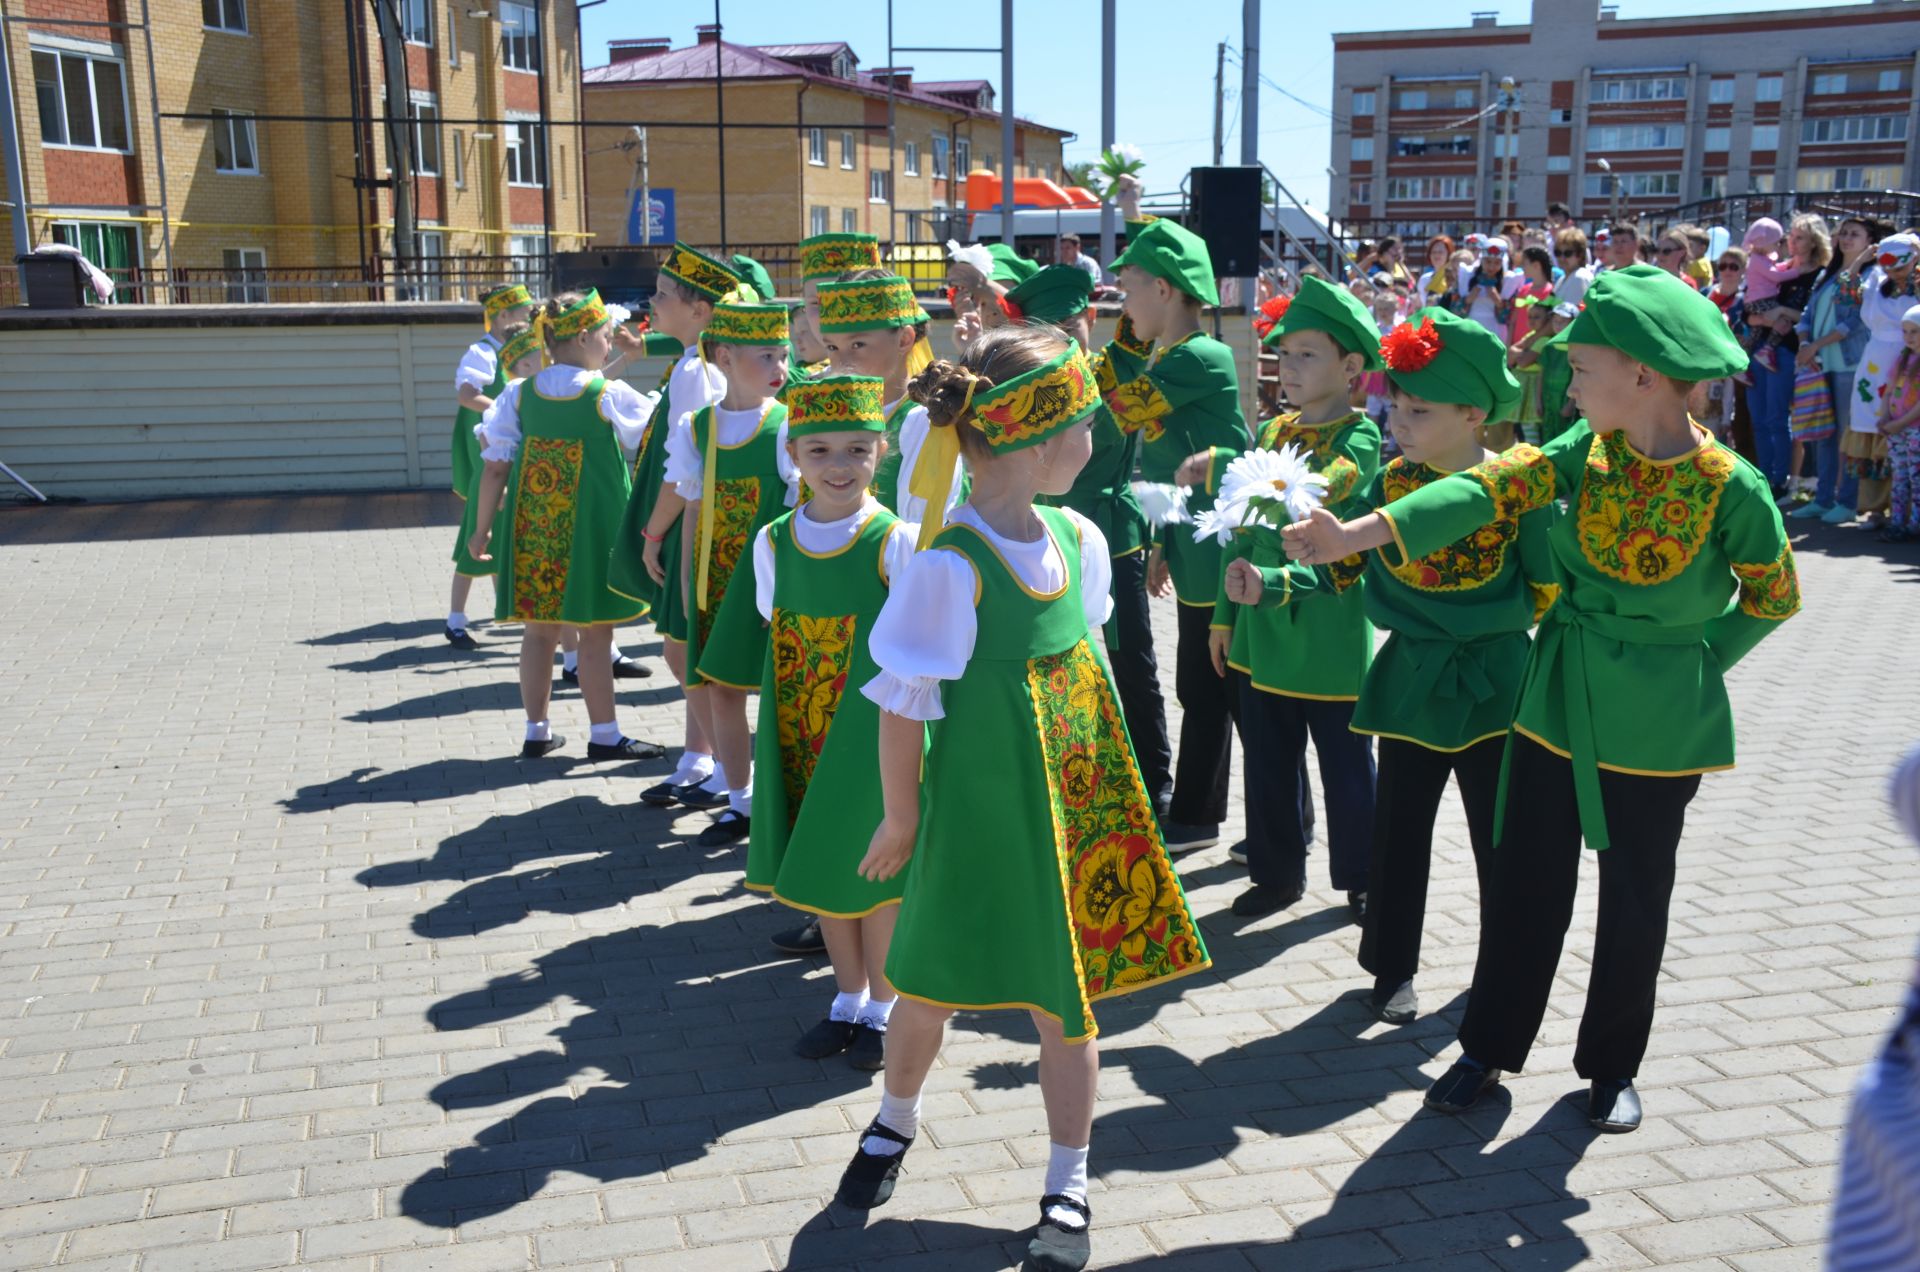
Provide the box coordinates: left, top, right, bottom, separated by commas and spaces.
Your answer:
696, 404, 721, 611
904, 333, 934, 378
906, 374, 975, 550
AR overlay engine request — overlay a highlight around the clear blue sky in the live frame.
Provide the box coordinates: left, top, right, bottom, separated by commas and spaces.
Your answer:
581, 0, 1858, 212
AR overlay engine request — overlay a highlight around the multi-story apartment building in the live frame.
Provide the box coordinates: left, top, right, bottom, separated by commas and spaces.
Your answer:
1331, 0, 1920, 231
581, 27, 1073, 250
3, 0, 588, 301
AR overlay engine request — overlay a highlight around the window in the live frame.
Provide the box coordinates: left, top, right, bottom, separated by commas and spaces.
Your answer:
869, 169, 889, 202
505, 115, 545, 186
1394, 134, 1471, 157
1351, 136, 1374, 161
401, 0, 432, 45
409, 92, 439, 176
508, 233, 547, 288
448, 5, 460, 66
904, 141, 919, 175
808, 127, 825, 165
1704, 127, 1730, 152
809, 205, 829, 236
212, 108, 258, 173
500, 1, 539, 72
1701, 174, 1727, 198
1801, 115, 1907, 145
1753, 172, 1775, 193
932, 135, 949, 178
955, 137, 971, 175
1755, 75, 1782, 102
32, 46, 130, 152
451, 129, 465, 187
1880, 69, 1907, 93
1796, 165, 1906, 192
223, 248, 267, 304
1395, 89, 1428, 110
1454, 88, 1475, 108
832, 51, 853, 79
1709, 78, 1734, 104
1025, 161, 1038, 178
1491, 132, 1518, 159
1351, 90, 1375, 115
1349, 180, 1371, 206
50, 221, 135, 300
1589, 76, 1686, 102
841, 208, 858, 233
1581, 171, 1680, 198
840, 130, 855, 169
1586, 124, 1684, 151
413, 229, 446, 300
1811, 73, 1847, 95
1546, 154, 1571, 172
1384, 175, 1474, 202
202, 0, 246, 32
1550, 107, 1574, 125
1750, 124, 1779, 151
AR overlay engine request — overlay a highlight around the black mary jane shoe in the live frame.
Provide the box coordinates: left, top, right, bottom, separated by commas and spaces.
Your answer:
559, 666, 580, 688
695, 810, 751, 848
674, 780, 730, 810
1424, 1060, 1503, 1113
585, 736, 667, 761
1367, 978, 1418, 1025
639, 780, 681, 807
1024, 1195, 1092, 1272
610, 656, 654, 679
846, 1021, 887, 1072
770, 918, 826, 956
1587, 1078, 1642, 1133
445, 626, 478, 649
519, 734, 566, 759
793, 1017, 857, 1059
835, 1120, 913, 1210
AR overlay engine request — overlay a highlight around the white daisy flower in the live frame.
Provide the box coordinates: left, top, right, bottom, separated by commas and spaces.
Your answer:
1112, 142, 1145, 165
1132, 481, 1192, 527
1219, 444, 1330, 526
1191, 504, 1240, 546
605, 303, 633, 328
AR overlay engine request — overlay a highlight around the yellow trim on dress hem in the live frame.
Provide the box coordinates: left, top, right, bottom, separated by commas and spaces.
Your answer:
455, 566, 497, 579
551, 607, 650, 628
607, 581, 654, 605
1351, 726, 1510, 753
1247, 680, 1360, 702
694, 672, 761, 691
768, 892, 904, 921
1176, 597, 1215, 608
1511, 724, 1735, 777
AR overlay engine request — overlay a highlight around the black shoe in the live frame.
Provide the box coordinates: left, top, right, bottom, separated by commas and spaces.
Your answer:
1587, 1079, 1642, 1133
836, 1120, 913, 1210
1367, 978, 1418, 1025
695, 810, 751, 847
1024, 1195, 1092, 1272
559, 666, 580, 687
847, 1021, 887, 1071
674, 779, 730, 809
771, 919, 826, 956
794, 1017, 858, 1059
1424, 1060, 1502, 1113
585, 736, 667, 761
1160, 822, 1220, 855
611, 656, 653, 679
1348, 890, 1368, 922
520, 733, 566, 758
1230, 883, 1303, 918
639, 780, 681, 807
445, 626, 478, 649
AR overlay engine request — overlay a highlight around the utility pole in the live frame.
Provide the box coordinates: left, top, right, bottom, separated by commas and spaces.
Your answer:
1099, 0, 1116, 271
370, 0, 415, 294
999, 0, 1015, 239
1212, 42, 1225, 167
1239, 2, 1258, 167
713, 0, 728, 251
0, 16, 32, 259
1500, 76, 1519, 220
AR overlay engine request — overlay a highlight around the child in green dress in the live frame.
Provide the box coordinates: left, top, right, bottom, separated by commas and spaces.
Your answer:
446, 283, 533, 647
1285, 265, 1801, 1133
838, 325, 1210, 1272
742, 374, 918, 1072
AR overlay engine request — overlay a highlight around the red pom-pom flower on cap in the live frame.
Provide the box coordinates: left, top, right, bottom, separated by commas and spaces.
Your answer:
1380, 316, 1443, 372
1251, 294, 1292, 340
999, 295, 1024, 322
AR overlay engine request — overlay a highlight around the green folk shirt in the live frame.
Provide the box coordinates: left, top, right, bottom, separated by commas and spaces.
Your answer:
1099, 315, 1250, 605
1271, 458, 1558, 751
1210, 410, 1382, 700
1378, 422, 1801, 847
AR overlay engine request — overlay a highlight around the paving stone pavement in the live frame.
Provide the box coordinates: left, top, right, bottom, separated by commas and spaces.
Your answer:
0, 492, 1916, 1272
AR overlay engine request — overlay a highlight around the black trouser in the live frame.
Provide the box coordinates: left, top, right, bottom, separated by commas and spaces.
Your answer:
1234, 675, 1373, 893
1458, 734, 1701, 1080
1108, 549, 1174, 812
1170, 600, 1233, 826
1358, 736, 1503, 988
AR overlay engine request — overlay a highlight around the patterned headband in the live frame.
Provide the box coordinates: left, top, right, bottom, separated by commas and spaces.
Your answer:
482, 283, 532, 326
547, 290, 610, 342
500, 326, 547, 370
784, 374, 887, 437
705, 301, 791, 347
971, 345, 1100, 453
816, 276, 930, 334
661, 242, 742, 302
800, 234, 883, 282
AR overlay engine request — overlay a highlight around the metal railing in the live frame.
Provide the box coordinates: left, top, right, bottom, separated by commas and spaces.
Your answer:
11, 254, 556, 308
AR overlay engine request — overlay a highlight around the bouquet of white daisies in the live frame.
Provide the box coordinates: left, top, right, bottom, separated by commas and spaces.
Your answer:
1192, 445, 1330, 546
1132, 481, 1192, 528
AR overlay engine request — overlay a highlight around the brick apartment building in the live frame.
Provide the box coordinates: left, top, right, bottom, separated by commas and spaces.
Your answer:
1331, 0, 1920, 233
4, 0, 589, 301
581, 27, 1073, 250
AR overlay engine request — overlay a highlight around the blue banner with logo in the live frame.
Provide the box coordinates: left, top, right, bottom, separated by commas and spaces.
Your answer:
628, 188, 675, 244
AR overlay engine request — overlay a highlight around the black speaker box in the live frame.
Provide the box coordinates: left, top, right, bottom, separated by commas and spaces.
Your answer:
1189, 165, 1263, 279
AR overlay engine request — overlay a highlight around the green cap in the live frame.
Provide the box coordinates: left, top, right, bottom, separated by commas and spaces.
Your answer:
1111, 218, 1219, 306
1264, 275, 1383, 370
986, 243, 1040, 284
730, 254, 776, 303
1380, 307, 1522, 425
1542, 263, 1747, 380
1004, 264, 1093, 324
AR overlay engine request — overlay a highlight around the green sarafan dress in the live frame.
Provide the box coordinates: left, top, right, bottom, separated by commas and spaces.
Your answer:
605, 354, 682, 621
451, 339, 507, 577
884, 506, 1211, 1042
492, 376, 646, 627
871, 398, 914, 514
745, 506, 914, 918
1376, 421, 1801, 849
687, 402, 790, 689
1212, 409, 1382, 701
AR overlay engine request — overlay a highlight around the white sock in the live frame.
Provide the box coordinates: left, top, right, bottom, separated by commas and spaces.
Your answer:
448, 610, 467, 631
689, 772, 728, 797
589, 721, 623, 746
669, 751, 714, 785
562, 651, 580, 672
857, 997, 895, 1029
863, 1089, 920, 1155
727, 786, 752, 818
525, 720, 551, 742
830, 989, 869, 1023
610, 641, 627, 662
1043, 1142, 1090, 1226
